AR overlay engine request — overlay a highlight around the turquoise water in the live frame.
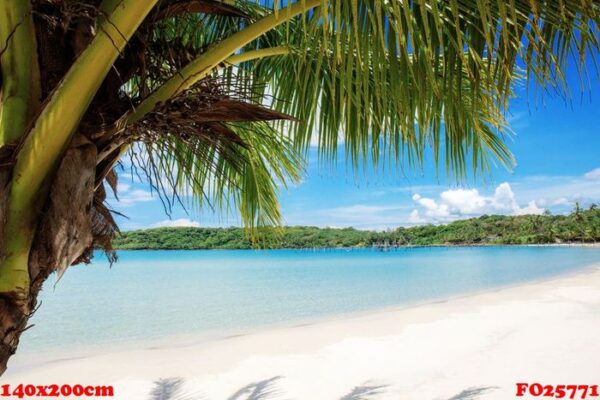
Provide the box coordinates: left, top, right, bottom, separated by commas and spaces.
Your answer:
20, 246, 600, 353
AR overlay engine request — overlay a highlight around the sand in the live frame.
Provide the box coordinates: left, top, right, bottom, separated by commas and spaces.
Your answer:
3, 265, 600, 399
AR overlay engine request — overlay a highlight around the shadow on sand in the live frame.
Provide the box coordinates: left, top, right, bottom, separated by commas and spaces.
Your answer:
148, 376, 284, 400
339, 384, 389, 399
446, 386, 499, 400
147, 377, 401, 400
227, 376, 283, 400
149, 378, 205, 400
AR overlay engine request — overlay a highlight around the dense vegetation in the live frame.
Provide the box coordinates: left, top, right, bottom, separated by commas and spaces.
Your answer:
113, 206, 600, 250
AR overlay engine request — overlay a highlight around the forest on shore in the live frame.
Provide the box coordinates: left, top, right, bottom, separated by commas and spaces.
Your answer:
112, 206, 600, 250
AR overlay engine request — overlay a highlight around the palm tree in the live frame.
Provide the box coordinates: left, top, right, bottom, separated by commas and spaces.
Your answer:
0, 0, 597, 374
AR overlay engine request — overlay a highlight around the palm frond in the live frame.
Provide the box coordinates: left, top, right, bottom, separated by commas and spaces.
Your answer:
152, 0, 252, 20
122, 76, 303, 230
112, 0, 599, 226
222, 0, 598, 178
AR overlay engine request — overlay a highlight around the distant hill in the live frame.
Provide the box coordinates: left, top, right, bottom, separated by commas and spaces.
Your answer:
113, 206, 600, 250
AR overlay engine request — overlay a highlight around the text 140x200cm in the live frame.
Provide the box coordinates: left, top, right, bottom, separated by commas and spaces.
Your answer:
0, 384, 114, 398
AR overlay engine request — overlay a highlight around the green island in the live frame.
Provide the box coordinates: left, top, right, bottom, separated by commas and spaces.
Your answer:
113, 206, 600, 250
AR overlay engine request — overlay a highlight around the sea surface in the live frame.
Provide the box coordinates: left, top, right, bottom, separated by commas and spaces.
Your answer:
19, 246, 600, 354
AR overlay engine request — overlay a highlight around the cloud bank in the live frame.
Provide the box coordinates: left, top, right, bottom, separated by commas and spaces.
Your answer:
584, 168, 600, 181
409, 182, 545, 224
152, 218, 201, 228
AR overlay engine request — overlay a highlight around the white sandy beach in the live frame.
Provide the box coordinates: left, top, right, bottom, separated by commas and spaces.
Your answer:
4, 265, 600, 399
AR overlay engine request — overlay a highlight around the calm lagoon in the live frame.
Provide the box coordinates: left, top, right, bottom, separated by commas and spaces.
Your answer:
20, 246, 600, 353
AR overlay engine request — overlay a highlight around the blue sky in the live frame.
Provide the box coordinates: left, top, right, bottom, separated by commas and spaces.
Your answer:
111, 68, 600, 231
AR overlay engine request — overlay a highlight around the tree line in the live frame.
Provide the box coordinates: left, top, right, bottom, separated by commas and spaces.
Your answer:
113, 205, 600, 250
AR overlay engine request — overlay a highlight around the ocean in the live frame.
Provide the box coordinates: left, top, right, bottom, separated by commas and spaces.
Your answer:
20, 246, 600, 354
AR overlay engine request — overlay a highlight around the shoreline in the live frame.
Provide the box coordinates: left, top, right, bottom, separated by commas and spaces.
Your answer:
12, 258, 600, 364
111, 242, 600, 251
4, 263, 600, 399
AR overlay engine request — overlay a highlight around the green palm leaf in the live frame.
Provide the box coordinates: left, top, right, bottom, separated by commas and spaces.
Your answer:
124, 0, 598, 228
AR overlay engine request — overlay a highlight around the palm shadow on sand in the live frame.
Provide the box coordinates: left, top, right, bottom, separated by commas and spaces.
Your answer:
146, 376, 405, 400
227, 376, 283, 400
148, 376, 283, 400
149, 378, 205, 400
446, 386, 499, 400
339, 384, 388, 399
228, 377, 388, 400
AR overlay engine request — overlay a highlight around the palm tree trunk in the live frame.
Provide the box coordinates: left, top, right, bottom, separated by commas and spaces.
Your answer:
0, 282, 40, 375
0, 136, 98, 374
0, 0, 158, 374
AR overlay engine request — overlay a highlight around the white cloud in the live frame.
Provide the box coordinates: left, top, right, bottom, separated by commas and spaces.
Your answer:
152, 218, 201, 228
584, 168, 600, 180
284, 203, 413, 230
286, 180, 561, 229
410, 182, 545, 224
509, 172, 600, 209
106, 177, 154, 206
407, 209, 426, 224
119, 189, 155, 205
550, 197, 570, 206
117, 183, 131, 193
412, 194, 451, 218
514, 201, 545, 215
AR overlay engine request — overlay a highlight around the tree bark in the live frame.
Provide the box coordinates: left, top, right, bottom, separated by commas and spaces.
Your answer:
0, 136, 98, 375
0, 287, 40, 375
